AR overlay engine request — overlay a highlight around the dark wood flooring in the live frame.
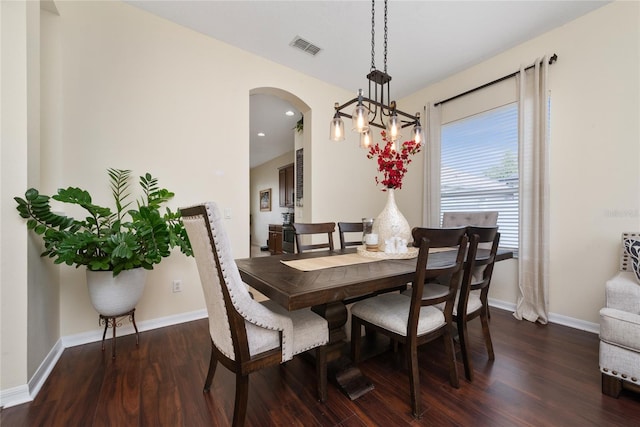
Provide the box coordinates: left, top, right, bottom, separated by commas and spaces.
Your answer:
2, 308, 638, 426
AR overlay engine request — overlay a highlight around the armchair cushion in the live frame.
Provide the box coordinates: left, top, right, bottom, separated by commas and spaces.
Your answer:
606, 272, 640, 315
600, 307, 640, 352
623, 237, 640, 283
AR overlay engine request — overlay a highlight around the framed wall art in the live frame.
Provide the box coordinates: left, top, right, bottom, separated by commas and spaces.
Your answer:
259, 189, 271, 212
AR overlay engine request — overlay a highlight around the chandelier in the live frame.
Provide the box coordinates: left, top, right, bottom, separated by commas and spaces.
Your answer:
329, 0, 423, 149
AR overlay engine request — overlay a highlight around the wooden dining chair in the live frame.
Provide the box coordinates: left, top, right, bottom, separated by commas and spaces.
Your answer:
180, 203, 329, 426
292, 222, 335, 253
338, 222, 363, 249
439, 213, 498, 320
454, 226, 500, 381
350, 227, 473, 418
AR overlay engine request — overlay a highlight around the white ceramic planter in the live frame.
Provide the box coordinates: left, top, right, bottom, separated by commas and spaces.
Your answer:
86, 269, 147, 317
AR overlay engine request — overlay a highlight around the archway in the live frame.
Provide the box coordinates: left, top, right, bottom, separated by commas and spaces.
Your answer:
249, 87, 310, 255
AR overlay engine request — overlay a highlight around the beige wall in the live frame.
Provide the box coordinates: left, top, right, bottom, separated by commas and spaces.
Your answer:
399, 1, 640, 324
2, 0, 638, 399
47, 0, 361, 337
1, 0, 31, 392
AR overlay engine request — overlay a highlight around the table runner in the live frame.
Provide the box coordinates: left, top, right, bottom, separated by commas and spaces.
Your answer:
280, 247, 455, 272
281, 253, 382, 271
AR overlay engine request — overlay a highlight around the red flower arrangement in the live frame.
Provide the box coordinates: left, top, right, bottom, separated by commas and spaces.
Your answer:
367, 131, 422, 190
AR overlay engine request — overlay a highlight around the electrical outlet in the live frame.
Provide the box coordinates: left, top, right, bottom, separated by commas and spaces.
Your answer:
172, 279, 183, 293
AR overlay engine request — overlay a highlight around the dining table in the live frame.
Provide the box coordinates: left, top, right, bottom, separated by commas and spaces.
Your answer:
236, 246, 513, 399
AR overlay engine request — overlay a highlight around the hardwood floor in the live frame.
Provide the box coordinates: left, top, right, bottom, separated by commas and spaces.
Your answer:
2, 308, 638, 426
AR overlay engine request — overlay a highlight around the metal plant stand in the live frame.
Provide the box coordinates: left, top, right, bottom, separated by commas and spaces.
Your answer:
99, 308, 139, 358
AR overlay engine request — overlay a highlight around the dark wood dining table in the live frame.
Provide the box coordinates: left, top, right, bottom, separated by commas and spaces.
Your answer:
236, 247, 513, 399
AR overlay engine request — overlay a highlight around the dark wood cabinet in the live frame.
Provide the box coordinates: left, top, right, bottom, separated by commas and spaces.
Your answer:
279, 163, 294, 208
268, 224, 283, 255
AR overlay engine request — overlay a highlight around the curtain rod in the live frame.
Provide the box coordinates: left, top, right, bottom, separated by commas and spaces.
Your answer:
434, 54, 558, 107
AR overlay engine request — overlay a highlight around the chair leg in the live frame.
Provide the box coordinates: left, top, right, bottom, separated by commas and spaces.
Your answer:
601, 373, 622, 398
407, 342, 422, 419
131, 309, 140, 346
232, 373, 249, 427
351, 317, 362, 363
457, 318, 474, 382
316, 345, 328, 402
101, 316, 109, 352
443, 325, 460, 388
111, 317, 117, 359
203, 342, 218, 392
480, 309, 495, 361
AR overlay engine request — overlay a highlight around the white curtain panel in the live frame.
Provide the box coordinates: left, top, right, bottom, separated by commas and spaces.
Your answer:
424, 103, 442, 227
514, 56, 551, 324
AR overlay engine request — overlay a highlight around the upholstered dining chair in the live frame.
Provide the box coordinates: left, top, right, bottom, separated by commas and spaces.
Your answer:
292, 222, 335, 253
441, 211, 498, 228
350, 227, 472, 418
180, 203, 329, 426
338, 222, 363, 249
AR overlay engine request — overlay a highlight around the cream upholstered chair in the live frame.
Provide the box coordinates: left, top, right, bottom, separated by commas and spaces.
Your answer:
441, 211, 498, 228
599, 232, 640, 397
180, 203, 329, 426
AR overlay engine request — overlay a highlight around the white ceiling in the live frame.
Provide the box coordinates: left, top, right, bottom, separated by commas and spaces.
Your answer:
126, 0, 608, 168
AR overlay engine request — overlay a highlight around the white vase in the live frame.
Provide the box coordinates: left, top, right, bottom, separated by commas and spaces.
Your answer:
86, 269, 147, 317
372, 189, 412, 252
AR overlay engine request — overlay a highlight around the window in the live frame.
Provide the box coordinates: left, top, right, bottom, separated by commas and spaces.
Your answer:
440, 103, 518, 249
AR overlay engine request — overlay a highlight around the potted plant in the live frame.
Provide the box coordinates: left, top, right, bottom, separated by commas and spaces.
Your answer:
14, 168, 192, 316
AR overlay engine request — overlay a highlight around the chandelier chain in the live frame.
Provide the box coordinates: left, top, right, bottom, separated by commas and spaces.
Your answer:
383, 0, 388, 73
370, 0, 376, 70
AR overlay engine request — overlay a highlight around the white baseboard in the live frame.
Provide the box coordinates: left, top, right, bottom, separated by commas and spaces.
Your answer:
0, 384, 31, 410
488, 298, 599, 334
1, 309, 207, 409
61, 309, 207, 348
27, 338, 65, 402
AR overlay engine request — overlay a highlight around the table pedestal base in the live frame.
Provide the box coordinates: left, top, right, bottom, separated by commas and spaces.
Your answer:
331, 357, 375, 400
312, 301, 376, 400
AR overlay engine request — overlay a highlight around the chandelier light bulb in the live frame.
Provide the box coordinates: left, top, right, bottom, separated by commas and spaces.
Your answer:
352, 89, 369, 133
386, 112, 401, 142
360, 129, 373, 149
411, 112, 424, 144
412, 125, 424, 145
352, 104, 369, 133
330, 113, 345, 141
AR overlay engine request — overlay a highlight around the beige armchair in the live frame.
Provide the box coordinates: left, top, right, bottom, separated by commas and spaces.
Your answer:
599, 232, 640, 397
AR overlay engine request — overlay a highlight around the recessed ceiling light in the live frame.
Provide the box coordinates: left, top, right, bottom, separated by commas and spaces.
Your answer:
257, 132, 265, 137
285, 110, 295, 116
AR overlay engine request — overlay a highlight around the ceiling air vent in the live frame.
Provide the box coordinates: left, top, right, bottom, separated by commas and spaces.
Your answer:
290, 36, 321, 56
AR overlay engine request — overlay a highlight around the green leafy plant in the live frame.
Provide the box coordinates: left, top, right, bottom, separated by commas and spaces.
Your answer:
294, 116, 303, 134
15, 169, 192, 276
